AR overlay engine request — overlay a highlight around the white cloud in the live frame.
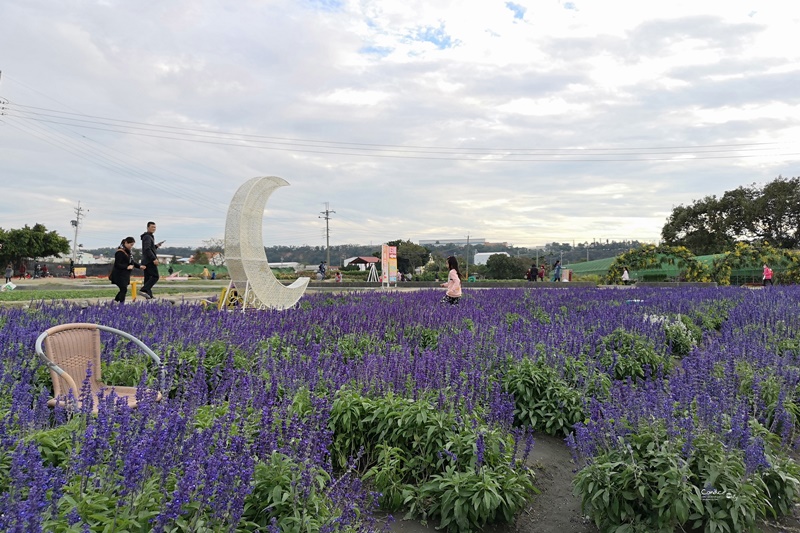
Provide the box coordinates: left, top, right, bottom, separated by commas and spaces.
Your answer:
0, 0, 798, 250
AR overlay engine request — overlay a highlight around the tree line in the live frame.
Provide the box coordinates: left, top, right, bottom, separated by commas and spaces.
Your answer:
661, 176, 800, 255
0, 224, 70, 269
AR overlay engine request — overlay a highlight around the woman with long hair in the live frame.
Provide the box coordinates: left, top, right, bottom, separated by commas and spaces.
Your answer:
440, 255, 462, 305
111, 237, 145, 303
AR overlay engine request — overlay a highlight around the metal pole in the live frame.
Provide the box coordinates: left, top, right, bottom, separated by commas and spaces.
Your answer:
465, 234, 470, 279
71, 201, 86, 263
319, 203, 335, 272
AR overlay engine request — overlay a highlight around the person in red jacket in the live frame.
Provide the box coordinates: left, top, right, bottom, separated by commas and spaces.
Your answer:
763, 263, 774, 286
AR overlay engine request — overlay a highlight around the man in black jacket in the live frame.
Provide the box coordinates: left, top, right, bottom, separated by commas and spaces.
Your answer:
140, 221, 164, 299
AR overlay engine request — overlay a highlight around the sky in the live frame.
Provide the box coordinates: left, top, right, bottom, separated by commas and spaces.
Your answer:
1, 0, 798, 253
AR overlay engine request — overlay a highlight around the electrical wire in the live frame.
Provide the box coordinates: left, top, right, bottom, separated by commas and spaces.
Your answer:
3, 100, 797, 162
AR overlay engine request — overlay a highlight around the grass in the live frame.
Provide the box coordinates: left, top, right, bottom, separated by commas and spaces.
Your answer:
0, 285, 220, 302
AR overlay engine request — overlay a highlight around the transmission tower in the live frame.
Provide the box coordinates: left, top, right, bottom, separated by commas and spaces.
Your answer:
319, 202, 335, 269
70, 201, 87, 262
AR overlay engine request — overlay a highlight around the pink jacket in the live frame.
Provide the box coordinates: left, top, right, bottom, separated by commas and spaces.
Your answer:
443, 269, 462, 298
763, 266, 773, 279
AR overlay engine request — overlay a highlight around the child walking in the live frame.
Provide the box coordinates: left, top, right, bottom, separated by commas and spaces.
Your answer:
440, 256, 462, 305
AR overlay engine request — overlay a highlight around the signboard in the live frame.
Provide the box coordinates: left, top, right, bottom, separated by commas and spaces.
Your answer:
381, 245, 398, 286
74, 267, 87, 278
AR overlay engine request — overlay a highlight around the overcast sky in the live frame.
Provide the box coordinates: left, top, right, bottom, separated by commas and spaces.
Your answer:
1, 0, 798, 252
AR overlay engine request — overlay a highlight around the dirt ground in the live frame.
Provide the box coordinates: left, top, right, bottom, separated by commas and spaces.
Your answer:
389, 433, 598, 533
389, 433, 800, 533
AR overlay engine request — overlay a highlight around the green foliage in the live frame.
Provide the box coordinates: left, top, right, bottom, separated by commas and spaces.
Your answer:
46, 475, 166, 533
710, 242, 800, 285
661, 176, 800, 253
404, 325, 439, 351
562, 357, 612, 399
102, 357, 150, 387
0, 223, 71, 266
663, 315, 703, 357
179, 340, 253, 378
606, 245, 711, 284
660, 196, 735, 255
504, 312, 524, 328
386, 239, 431, 274
0, 286, 212, 302
691, 299, 735, 331
334, 333, 381, 362
410, 464, 535, 532
484, 254, 527, 280
328, 390, 535, 531
191, 248, 210, 265
598, 328, 672, 381
240, 452, 368, 532
573, 422, 799, 533
727, 361, 800, 438
24, 417, 83, 468
502, 358, 585, 436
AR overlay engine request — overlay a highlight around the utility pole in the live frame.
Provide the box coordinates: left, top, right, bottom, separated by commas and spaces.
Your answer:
70, 201, 87, 263
464, 234, 470, 279
319, 202, 335, 269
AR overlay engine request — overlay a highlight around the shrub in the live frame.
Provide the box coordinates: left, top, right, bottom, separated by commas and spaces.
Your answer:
598, 328, 672, 381
573, 422, 800, 533
329, 389, 536, 531
663, 315, 702, 357
503, 358, 585, 436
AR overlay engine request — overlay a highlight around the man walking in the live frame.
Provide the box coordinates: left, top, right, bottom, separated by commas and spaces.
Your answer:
140, 221, 164, 299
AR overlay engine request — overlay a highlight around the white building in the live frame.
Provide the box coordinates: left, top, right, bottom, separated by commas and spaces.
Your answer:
473, 252, 510, 266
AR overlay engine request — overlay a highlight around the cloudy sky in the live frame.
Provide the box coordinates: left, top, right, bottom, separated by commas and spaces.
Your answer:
1, 0, 798, 252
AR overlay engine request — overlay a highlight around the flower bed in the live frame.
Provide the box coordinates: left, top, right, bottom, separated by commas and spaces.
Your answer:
1, 287, 799, 532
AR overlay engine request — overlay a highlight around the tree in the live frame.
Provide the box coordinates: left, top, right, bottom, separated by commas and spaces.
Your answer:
660, 197, 734, 255
485, 254, 527, 280
203, 238, 225, 266
0, 223, 70, 268
662, 176, 800, 254
191, 249, 210, 265
387, 239, 431, 274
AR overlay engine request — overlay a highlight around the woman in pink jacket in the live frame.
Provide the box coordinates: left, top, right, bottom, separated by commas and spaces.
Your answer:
763, 264, 774, 286
440, 255, 462, 305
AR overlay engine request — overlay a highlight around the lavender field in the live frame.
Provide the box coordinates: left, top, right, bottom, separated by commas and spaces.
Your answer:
1, 287, 799, 532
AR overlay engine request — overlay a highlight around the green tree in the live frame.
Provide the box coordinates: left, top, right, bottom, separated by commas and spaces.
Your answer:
485, 254, 527, 280
192, 249, 210, 265
386, 239, 431, 274
0, 223, 70, 268
662, 176, 800, 253
660, 197, 734, 255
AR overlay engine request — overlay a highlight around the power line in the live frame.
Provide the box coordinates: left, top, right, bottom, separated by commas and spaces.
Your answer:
3, 100, 798, 162
1, 113, 226, 212
3, 101, 787, 152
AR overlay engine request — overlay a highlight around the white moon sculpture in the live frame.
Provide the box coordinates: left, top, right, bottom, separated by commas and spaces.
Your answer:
224, 176, 310, 310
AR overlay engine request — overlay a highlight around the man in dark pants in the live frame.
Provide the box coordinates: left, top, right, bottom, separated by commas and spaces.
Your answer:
140, 221, 164, 299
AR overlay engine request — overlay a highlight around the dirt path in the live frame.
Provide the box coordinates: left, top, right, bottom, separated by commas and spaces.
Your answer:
510, 433, 597, 533
389, 433, 597, 533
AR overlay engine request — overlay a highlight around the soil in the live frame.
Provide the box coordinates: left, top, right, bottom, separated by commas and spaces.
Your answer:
388, 433, 800, 533
389, 433, 598, 533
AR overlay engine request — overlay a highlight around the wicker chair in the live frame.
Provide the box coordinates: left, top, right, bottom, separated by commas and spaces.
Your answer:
35, 323, 164, 412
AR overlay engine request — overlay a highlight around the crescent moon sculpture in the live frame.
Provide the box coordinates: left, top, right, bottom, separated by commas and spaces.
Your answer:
224, 176, 310, 310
